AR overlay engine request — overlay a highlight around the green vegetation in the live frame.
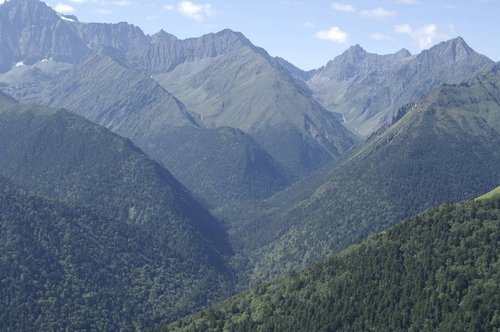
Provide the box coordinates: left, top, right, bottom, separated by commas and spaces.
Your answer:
153, 37, 357, 179
1, 2, 500, 329
162, 198, 500, 331
0, 100, 235, 329
477, 187, 500, 202
154, 126, 289, 206
0, 176, 230, 331
221, 66, 500, 286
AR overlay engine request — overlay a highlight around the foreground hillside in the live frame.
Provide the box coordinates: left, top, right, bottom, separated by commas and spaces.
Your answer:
0, 93, 234, 329
162, 192, 500, 331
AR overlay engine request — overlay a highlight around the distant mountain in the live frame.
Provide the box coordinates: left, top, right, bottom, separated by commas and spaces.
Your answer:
0, 94, 235, 328
19, 46, 199, 141
0, 0, 88, 71
225, 65, 500, 285
0, 0, 151, 71
0, 0, 356, 198
150, 29, 357, 179
163, 196, 500, 331
307, 38, 494, 136
0, 47, 290, 204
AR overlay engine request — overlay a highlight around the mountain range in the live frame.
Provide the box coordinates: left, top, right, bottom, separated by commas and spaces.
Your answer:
1, 0, 494, 205
0, 0, 499, 330
0, 0, 357, 203
224, 63, 500, 285
304, 37, 494, 136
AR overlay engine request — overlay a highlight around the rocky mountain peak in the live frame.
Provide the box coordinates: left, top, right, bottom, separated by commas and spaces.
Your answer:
343, 44, 368, 60
0, 0, 59, 23
394, 48, 412, 58
425, 36, 476, 62
152, 29, 178, 43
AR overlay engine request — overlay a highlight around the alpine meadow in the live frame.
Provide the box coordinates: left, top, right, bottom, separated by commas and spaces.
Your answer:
0, 0, 499, 331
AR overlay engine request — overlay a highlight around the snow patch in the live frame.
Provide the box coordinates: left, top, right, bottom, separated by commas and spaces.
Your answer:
58, 13, 76, 23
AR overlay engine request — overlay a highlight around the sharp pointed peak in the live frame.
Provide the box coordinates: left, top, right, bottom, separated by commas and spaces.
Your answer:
429, 36, 473, 52
444, 36, 470, 47
420, 36, 481, 61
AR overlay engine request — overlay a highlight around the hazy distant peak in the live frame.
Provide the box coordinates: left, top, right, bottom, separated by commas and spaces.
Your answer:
214, 28, 247, 40
394, 48, 412, 58
343, 44, 368, 58
152, 29, 178, 43
425, 36, 476, 61
0, 0, 59, 20
203, 28, 252, 49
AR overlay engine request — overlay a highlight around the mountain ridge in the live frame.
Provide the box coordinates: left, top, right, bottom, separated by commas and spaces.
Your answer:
0, 0, 358, 187
163, 197, 500, 331
0, 97, 236, 327
306, 37, 494, 136
222, 64, 500, 285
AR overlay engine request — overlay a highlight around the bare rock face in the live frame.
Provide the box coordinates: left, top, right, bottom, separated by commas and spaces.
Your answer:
1, 0, 358, 183
0, 0, 88, 70
307, 37, 494, 137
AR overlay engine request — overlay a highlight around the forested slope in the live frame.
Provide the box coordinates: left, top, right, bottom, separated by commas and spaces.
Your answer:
163, 192, 500, 331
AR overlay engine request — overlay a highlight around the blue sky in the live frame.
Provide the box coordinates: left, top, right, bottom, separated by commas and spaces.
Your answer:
36, 0, 500, 69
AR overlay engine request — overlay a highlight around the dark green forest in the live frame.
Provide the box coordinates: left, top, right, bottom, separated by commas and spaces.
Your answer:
162, 195, 500, 331
0, 175, 234, 331
0, 100, 235, 330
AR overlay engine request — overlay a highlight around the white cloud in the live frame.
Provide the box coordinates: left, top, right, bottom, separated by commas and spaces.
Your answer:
315, 26, 348, 43
163, 4, 175, 11
112, 0, 130, 6
331, 2, 355, 12
370, 33, 390, 41
394, 23, 452, 49
394, 24, 412, 34
55, 3, 76, 13
177, 1, 215, 22
302, 21, 315, 28
361, 7, 396, 19
94, 8, 112, 14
